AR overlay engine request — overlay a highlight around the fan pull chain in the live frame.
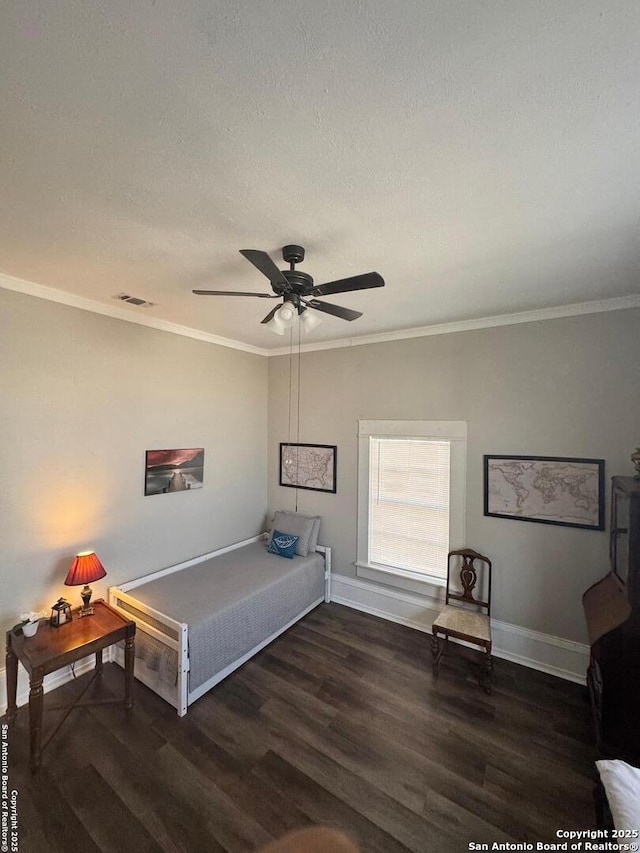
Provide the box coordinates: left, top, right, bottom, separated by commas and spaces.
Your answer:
295, 319, 302, 512
287, 324, 294, 448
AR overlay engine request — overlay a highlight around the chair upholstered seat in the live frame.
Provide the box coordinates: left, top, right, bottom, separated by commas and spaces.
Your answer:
432, 605, 490, 643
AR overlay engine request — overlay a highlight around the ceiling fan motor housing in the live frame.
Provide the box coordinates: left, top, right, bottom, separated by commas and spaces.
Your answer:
279, 269, 314, 296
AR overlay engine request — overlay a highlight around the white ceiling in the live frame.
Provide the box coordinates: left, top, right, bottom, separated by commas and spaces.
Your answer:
1, 0, 639, 350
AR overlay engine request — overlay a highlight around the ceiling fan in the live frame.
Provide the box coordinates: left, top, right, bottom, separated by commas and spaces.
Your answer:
193, 245, 385, 334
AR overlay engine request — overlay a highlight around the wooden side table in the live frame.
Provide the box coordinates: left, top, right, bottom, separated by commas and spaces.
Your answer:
5, 598, 135, 772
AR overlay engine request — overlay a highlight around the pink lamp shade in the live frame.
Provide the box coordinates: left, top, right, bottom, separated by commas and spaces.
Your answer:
64, 551, 107, 616
65, 551, 107, 587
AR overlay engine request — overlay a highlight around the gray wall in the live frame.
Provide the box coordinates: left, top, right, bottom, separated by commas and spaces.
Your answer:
4, 288, 638, 648
0, 288, 268, 633
268, 309, 640, 644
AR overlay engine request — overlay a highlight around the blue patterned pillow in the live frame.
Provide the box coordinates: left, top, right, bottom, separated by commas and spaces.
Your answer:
267, 529, 299, 559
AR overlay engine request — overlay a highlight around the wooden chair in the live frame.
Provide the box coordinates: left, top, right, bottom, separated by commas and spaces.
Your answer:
431, 548, 493, 693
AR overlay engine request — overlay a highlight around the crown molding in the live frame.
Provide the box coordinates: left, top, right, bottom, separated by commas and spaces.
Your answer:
2, 270, 638, 359
0, 271, 270, 357
267, 294, 640, 356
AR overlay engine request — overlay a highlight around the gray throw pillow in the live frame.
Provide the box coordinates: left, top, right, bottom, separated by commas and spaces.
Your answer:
282, 511, 321, 552
269, 511, 319, 557
309, 516, 321, 552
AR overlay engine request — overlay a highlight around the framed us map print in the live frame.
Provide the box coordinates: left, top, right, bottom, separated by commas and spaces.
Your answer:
279, 443, 337, 493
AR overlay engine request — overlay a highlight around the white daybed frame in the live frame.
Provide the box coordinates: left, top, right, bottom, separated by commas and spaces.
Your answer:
108, 534, 332, 716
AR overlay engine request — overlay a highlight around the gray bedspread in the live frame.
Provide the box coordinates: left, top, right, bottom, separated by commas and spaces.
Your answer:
132, 541, 325, 690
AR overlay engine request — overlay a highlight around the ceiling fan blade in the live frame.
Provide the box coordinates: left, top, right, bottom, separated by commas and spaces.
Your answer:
192, 289, 278, 297
305, 299, 363, 321
239, 249, 290, 287
260, 305, 281, 324
311, 271, 384, 297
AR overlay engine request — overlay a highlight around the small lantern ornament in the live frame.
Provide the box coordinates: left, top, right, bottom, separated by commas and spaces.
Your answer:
50, 597, 72, 627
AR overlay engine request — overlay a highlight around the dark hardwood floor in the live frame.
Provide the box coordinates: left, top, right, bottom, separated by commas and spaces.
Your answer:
5, 603, 596, 852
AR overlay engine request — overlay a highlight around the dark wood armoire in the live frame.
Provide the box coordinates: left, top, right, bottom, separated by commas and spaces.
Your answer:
582, 476, 640, 767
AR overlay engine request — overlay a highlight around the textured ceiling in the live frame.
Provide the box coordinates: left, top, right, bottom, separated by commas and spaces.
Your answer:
1, 0, 639, 350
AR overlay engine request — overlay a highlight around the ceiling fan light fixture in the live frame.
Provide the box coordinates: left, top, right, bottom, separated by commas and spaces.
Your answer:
299, 309, 322, 333
265, 314, 287, 335
277, 302, 296, 324
265, 300, 297, 335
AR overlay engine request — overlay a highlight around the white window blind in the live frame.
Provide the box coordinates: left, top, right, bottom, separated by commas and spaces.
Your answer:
357, 420, 466, 589
369, 437, 450, 578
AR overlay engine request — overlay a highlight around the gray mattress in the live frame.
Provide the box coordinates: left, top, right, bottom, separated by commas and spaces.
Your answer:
132, 541, 325, 690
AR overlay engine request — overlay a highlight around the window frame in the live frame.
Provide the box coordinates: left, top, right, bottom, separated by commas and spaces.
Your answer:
356, 420, 467, 590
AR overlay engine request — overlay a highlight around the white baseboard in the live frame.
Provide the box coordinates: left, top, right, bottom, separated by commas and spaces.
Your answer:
330, 574, 589, 685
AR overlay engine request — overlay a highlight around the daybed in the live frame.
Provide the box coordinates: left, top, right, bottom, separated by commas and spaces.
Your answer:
109, 517, 331, 716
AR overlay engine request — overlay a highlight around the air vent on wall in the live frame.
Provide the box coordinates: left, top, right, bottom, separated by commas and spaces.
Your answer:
114, 293, 155, 307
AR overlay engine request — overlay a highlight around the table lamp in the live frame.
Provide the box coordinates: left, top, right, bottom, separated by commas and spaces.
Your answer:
64, 551, 107, 617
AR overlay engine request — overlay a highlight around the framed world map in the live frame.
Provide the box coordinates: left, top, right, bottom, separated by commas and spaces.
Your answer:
484, 455, 605, 530
279, 443, 337, 493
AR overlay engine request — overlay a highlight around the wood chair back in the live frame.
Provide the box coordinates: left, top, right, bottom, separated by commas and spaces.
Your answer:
445, 548, 492, 616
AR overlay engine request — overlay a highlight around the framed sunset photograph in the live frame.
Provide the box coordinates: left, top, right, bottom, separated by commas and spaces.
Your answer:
144, 448, 204, 496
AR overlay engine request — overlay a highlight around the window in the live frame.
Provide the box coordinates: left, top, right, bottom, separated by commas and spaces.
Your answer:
357, 420, 466, 586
